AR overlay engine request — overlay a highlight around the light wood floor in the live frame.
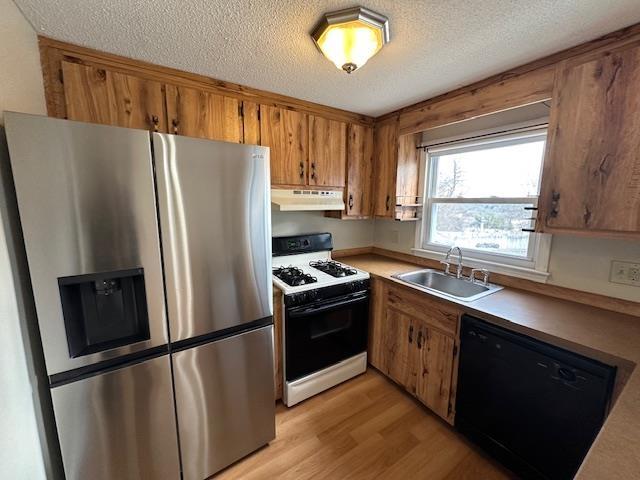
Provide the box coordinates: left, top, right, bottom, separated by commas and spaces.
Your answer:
215, 369, 515, 479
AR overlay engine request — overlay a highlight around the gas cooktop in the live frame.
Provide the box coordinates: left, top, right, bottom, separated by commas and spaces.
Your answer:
272, 266, 318, 287
272, 234, 369, 294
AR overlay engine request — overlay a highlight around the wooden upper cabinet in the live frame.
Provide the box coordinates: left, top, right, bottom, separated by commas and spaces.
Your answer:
308, 116, 347, 187
165, 85, 242, 143
540, 43, 640, 237
395, 133, 422, 220
260, 105, 308, 186
61, 61, 166, 132
372, 119, 421, 219
242, 101, 261, 145
373, 119, 399, 217
345, 124, 374, 217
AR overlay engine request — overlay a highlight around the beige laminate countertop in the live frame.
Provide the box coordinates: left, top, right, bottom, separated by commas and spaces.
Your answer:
339, 253, 640, 480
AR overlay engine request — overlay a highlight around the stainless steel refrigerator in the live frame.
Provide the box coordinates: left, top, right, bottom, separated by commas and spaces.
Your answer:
5, 112, 275, 480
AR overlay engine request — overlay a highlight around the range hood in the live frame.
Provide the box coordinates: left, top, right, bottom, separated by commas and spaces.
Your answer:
271, 189, 345, 211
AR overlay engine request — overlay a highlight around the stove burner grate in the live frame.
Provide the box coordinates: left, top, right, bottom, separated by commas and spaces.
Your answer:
309, 260, 357, 278
273, 266, 317, 287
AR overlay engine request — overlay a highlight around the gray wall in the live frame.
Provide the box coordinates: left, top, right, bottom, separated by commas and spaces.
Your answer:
272, 208, 374, 250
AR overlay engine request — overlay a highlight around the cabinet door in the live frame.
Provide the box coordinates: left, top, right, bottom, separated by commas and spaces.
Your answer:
540, 43, 640, 235
367, 278, 386, 370
382, 308, 420, 395
396, 133, 422, 220
373, 119, 398, 217
61, 61, 166, 132
345, 123, 374, 217
165, 85, 242, 142
308, 115, 347, 187
260, 105, 308, 186
242, 101, 261, 145
416, 326, 456, 421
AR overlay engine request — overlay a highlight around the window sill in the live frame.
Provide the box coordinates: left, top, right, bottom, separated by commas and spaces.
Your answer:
410, 247, 550, 283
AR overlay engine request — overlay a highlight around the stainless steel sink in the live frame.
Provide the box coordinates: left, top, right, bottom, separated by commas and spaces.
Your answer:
392, 269, 503, 302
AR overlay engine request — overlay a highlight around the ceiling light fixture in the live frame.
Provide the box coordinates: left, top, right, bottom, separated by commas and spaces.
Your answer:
311, 6, 390, 74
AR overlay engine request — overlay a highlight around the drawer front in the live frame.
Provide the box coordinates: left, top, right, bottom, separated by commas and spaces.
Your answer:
387, 283, 459, 336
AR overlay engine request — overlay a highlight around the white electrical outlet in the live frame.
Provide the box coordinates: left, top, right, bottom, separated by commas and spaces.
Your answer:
609, 260, 640, 287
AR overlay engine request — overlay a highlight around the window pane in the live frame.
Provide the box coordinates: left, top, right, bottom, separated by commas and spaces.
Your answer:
432, 137, 545, 198
429, 203, 534, 258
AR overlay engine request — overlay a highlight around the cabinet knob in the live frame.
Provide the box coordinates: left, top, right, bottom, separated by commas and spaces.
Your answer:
151, 115, 159, 132
348, 194, 354, 210
408, 325, 413, 344
172, 119, 179, 134
385, 195, 390, 211
299, 161, 304, 179
417, 330, 423, 349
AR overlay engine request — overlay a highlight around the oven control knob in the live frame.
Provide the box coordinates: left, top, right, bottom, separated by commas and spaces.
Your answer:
308, 290, 318, 300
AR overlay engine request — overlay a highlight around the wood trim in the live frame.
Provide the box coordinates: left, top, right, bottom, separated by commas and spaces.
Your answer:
38, 36, 374, 126
332, 246, 374, 258
378, 21, 640, 134
271, 184, 343, 191
397, 66, 554, 135
39, 42, 67, 118
368, 247, 640, 317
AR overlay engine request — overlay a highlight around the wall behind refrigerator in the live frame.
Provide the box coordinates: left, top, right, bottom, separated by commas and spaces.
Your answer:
0, 0, 51, 478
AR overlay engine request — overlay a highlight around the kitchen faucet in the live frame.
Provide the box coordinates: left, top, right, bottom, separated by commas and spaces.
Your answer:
441, 246, 463, 278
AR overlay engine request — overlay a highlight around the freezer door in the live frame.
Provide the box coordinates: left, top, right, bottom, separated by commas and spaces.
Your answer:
153, 133, 272, 341
51, 355, 180, 480
173, 325, 276, 479
5, 113, 168, 375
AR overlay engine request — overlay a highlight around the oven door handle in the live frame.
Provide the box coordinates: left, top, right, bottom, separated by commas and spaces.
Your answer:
288, 294, 368, 318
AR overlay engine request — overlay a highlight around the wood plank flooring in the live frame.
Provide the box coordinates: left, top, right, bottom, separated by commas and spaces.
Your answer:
215, 369, 515, 479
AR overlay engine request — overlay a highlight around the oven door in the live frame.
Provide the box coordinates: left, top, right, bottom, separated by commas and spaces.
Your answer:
285, 291, 369, 382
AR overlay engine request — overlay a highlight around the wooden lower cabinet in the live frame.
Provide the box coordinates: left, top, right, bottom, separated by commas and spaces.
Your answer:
382, 309, 420, 395
369, 278, 460, 424
416, 328, 456, 419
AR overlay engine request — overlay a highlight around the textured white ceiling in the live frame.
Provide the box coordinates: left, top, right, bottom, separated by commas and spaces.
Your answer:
13, 0, 640, 116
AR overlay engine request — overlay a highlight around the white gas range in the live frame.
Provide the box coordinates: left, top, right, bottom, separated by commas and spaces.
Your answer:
272, 233, 370, 407
272, 251, 370, 295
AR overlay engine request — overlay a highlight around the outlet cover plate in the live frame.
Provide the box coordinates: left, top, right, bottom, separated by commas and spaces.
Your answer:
609, 260, 640, 287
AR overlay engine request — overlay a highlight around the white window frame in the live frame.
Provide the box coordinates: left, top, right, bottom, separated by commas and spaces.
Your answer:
412, 125, 552, 283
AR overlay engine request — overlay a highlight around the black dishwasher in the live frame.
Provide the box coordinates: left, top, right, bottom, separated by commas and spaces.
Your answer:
456, 315, 616, 480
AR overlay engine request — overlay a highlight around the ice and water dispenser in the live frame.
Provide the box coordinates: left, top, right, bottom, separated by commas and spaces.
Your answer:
58, 268, 150, 358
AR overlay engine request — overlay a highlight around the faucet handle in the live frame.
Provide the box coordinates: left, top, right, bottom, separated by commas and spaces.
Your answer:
440, 260, 451, 276
470, 268, 490, 286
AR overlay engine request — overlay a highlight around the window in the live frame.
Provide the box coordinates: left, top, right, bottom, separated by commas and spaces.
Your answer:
416, 127, 551, 280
